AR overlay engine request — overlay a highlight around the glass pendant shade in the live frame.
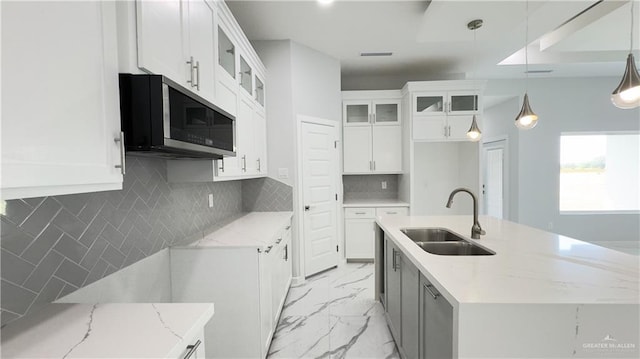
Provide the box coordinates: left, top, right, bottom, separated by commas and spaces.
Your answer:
515, 93, 538, 129
466, 115, 482, 141
611, 53, 640, 109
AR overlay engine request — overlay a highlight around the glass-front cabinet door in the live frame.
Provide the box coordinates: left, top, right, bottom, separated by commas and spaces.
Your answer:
217, 26, 235, 79
449, 91, 479, 114
255, 76, 265, 107
414, 93, 445, 116
343, 101, 371, 126
239, 55, 252, 95
372, 100, 400, 125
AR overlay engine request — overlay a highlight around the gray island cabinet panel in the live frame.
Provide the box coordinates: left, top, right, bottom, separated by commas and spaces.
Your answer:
401, 255, 420, 359
420, 274, 453, 359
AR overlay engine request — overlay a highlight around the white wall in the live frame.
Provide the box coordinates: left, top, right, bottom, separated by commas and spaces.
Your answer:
252, 40, 341, 278
483, 97, 520, 221
484, 77, 640, 243
412, 142, 479, 216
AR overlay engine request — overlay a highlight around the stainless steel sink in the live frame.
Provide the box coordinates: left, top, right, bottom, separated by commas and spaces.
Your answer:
400, 227, 495, 256
400, 228, 465, 242
414, 241, 495, 256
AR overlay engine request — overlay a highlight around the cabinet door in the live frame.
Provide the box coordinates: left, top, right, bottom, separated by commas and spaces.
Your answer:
448, 91, 479, 115
344, 101, 371, 127
420, 275, 453, 359
254, 109, 267, 175
385, 238, 402, 341
345, 218, 376, 259
372, 101, 401, 125
215, 21, 238, 116
185, 0, 215, 102
413, 93, 445, 116
270, 242, 284, 325
136, 0, 185, 84
372, 125, 402, 172
343, 126, 372, 173
255, 75, 265, 108
259, 252, 274, 358
413, 116, 446, 141
401, 255, 420, 359
2, 1, 123, 200
239, 54, 253, 96
447, 115, 474, 141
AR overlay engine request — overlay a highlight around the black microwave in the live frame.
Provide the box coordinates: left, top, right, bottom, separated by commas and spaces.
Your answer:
119, 74, 235, 159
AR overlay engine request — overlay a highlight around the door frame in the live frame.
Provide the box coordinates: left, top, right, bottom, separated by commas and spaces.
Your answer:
294, 115, 342, 281
482, 135, 509, 219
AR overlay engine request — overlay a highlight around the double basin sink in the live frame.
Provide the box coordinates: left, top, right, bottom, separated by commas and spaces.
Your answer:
400, 228, 495, 256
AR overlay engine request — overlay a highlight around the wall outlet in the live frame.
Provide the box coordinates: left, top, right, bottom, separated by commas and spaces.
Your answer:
208, 194, 214, 208
381, 181, 387, 189
547, 221, 554, 230
278, 168, 289, 179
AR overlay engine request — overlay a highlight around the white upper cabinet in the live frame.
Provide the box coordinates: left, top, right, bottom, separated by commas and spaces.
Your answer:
1, 1, 123, 200
342, 91, 403, 174
215, 20, 239, 116
136, 0, 216, 103
406, 82, 484, 142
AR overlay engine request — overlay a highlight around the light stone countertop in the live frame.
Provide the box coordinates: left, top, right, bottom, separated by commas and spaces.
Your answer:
343, 198, 410, 208
377, 215, 640, 305
188, 212, 293, 249
0, 303, 214, 358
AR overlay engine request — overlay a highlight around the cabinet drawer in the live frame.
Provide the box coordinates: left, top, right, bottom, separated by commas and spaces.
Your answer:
375, 207, 408, 217
344, 207, 376, 218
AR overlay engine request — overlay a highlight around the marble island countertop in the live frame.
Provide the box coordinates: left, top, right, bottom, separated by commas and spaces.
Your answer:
0, 303, 214, 358
188, 211, 293, 249
377, 215, 640, 305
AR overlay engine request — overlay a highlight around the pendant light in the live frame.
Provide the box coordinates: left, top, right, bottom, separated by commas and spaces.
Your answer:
515, 0, 539, 130
611, 0, 640, 109
466, 19, 483, 141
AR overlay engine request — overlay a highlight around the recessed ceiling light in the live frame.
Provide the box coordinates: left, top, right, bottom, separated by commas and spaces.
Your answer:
318, 0, 334, 6
360, 52, 393, 57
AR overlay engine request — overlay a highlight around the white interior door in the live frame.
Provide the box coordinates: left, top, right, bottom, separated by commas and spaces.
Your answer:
301, 121, 339, 277
483, 140, 506, 219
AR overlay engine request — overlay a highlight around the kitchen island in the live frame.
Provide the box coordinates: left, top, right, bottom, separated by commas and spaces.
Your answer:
375, 215, 639, 358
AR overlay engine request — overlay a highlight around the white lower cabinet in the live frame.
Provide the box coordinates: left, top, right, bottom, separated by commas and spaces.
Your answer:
169, 222, 292, 358
345, 207, 408, 259
174, 330, 206, 359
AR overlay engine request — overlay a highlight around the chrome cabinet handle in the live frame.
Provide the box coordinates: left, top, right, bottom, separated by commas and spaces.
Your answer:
195, 60, 200, 91
373, 113, 376, 124
218, 159, 225, 173
373, 161, 376, 171
265, 245, 273, 253
284, 244, 288, 261
187, 56, 195, 88
392, 248, 398, 271
285, 225, 291, 230
386, 211, 397, 215
444, 126, 447, 137
257, 158, 261, 172
369, 160, 373, 171
242, 155, 246, 172
355, 212, 366, 215
183, 340, 201, 359
276, 238, 282, 244
114, 131, 125, 175
424, 283, 441, 300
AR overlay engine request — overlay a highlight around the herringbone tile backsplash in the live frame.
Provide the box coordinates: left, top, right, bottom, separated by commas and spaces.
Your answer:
343, 174, 399, 201
0, 156, 250, 326
242, 177, 293, 212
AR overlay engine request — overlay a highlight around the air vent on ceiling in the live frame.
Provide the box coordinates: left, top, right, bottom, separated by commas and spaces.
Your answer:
360, 52, 393, 57
525, 69, 553, 74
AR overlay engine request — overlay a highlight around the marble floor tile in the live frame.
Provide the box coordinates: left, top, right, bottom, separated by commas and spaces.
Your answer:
268, 263, 399, 359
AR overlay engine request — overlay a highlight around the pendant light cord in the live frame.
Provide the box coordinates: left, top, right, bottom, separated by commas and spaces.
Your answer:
631, 0, 635, 53
473, 24, 478, 111
525, 0, 529, 91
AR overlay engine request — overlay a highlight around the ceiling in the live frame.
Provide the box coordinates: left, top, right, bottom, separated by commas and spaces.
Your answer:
226, 0, 640, 83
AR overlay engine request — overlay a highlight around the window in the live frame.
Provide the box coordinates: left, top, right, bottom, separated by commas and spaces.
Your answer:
560, 133, 640, 212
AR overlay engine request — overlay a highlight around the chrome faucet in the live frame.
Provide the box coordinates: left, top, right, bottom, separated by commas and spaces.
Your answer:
446, 188, 486, 239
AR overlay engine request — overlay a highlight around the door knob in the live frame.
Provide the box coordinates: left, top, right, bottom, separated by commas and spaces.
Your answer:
304, 205, 310, 211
